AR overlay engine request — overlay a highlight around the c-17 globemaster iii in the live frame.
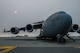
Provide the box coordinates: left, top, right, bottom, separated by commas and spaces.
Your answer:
4, 11, 80, 44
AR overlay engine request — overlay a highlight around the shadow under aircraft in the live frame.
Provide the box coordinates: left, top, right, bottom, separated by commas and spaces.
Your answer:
4, 11, 80, 44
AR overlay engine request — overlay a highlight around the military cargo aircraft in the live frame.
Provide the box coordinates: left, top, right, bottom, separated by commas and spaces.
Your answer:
4, 11, 80, 43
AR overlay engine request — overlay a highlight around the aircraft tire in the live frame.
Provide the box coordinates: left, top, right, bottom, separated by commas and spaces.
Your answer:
61, 38, 66, 43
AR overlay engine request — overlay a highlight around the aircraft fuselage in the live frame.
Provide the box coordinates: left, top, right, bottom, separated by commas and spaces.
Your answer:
42, 11, 72, 38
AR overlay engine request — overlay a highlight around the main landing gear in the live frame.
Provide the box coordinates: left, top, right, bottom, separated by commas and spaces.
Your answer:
57, 34, 66, 44
57, 34, 75, 44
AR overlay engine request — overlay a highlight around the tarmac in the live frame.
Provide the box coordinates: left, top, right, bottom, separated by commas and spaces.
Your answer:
0, 37, 80, 53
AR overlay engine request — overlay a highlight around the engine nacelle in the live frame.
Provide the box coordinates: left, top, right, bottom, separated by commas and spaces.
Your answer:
25, 24, 33, 32
70, 24, 79, 32
10, 27, 19, 34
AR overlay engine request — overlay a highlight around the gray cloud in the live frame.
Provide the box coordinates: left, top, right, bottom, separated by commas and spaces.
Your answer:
0, 0, 80, 32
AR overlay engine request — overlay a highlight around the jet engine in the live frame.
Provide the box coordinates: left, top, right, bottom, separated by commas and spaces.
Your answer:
25, 24, 33, 32
70, 24, 79, 32
10, 27, 19, 34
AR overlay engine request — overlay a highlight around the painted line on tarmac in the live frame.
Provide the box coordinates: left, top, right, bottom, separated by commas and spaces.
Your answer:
0, 46, 17, 53
76, 46, 80, 48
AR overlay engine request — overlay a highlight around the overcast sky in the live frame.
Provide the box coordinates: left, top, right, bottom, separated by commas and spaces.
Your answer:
0, 0, 80, 32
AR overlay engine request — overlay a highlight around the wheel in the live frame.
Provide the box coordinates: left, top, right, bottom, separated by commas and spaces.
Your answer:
61, 38, 66, 43
36, 36, 42, 40
52, 37, 57, 40
36, 36, 44, 40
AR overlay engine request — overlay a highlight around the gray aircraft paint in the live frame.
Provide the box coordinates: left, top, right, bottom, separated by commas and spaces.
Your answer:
42, 11, 72, 38
3, 11, 79, 39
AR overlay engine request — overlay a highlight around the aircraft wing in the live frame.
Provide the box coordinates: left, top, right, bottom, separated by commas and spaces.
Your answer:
3, 20, 44, 34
